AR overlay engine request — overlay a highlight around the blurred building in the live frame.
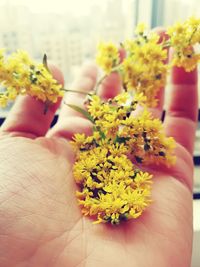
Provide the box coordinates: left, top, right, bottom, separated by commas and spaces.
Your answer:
0, 0, 136, 84
0, 4, 33, 54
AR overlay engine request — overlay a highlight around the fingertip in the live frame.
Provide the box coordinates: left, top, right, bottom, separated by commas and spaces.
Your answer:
49, 64, 65, 87
79, 62, 98, 82
169, 47, 198, 85
45, 64, 65, 112
119, 47, 126, 62
70, 63, 98, 94
153, 27, 169, 43
171, 65, 198, 85
48, 97, 62, 113
1, 64, 64, 137
99, 71, 122, 99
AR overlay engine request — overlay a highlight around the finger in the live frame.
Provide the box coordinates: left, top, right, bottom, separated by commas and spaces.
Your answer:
49, 53, 124, 139
148, 28, 169, 119
48, 63, 97, 138
59, 63, 98, 118
0, 65, 64, 138
164, 50, 198, 155
98, 71, 122, 100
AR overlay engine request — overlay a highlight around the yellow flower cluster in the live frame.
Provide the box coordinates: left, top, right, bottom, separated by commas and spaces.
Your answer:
122, 31, 168, 107
72, 94, 175, 224
0, 50, 63, 107
167, 17, 200, 71
96, 30, 168, 107
73, 135, 152, 224
1, 17, 199, 225
96, 42, 120, 74
96, 17, 200, 107
73, 18, 199, 225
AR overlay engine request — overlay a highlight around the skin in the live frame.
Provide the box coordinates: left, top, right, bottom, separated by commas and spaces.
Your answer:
0, 50, 198, 266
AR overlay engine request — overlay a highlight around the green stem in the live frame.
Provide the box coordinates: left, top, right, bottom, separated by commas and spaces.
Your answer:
94, 74, 107, 94
94, 66, 121, 94
188, 27, 197, 44
62, 88, 93, 96
43, 54, 50, 73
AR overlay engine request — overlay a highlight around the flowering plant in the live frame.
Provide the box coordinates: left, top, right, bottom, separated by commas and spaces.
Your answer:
0, 17, 199, 225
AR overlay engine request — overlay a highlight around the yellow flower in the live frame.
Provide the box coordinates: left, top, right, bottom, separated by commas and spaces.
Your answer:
113, 92, 129, 104
87, 95, 104, 118
172, 49, 200, 72
73, 116, 156, 224
96, 42, 120, 74
135, 23, 147, 35
134, 92, 147, 103
167, 17, 200, 71
0, 50, 63, 108
122, 36, 168, 107
73, 17, 200, 224
0, 94, 8, 107
134, 172, 152, 188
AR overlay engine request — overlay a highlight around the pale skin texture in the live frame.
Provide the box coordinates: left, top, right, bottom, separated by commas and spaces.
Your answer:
0, 45, 198, 266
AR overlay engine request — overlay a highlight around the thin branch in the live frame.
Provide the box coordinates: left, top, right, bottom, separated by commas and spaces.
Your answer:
94, 74, 107, 94
62, 88, 93, 96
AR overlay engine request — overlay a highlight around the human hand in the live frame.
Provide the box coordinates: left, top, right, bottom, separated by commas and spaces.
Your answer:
0, 54, 198, 267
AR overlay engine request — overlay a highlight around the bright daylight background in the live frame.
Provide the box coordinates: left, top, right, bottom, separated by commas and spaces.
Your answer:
0, 0, 199, 84
0, 1, 200, 266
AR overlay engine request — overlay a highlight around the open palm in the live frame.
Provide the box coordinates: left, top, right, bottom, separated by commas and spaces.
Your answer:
0, 59, 198, 267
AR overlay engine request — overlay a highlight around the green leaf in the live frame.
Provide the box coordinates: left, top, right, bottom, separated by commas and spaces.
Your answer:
115, 136, 130, 144
99, 130, 106, 139
43, 54, 50, 72
66, 104, 94, 123
93, 126, 106, 140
